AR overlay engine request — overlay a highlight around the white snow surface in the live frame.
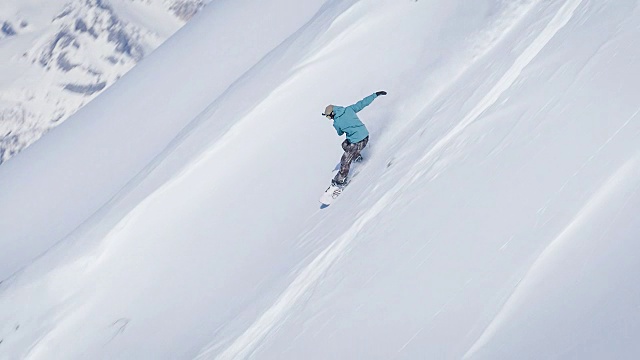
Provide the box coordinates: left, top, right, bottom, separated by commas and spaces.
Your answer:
2, 0, 640, 359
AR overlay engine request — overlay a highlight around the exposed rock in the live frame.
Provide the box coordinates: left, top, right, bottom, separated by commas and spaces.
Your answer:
170, 0, 205, 21
107, 28, 144, 61
64, 82, 107, 95
57, 52, 79, 72
2, 22, 17, 36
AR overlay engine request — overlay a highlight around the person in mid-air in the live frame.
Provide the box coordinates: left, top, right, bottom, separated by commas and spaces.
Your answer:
323, 90, 387, 188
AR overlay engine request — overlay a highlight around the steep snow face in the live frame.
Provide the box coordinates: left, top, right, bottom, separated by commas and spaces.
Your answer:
0, 0, 208, 164
1, 0, 640, 359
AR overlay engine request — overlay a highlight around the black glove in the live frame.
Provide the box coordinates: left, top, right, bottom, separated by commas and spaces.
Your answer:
376, 91, 387, 96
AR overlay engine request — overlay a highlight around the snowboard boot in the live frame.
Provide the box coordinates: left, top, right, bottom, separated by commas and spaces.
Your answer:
331, 178, 348, 189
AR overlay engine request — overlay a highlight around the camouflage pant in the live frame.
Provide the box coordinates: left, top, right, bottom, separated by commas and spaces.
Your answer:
334, 136, 369, 183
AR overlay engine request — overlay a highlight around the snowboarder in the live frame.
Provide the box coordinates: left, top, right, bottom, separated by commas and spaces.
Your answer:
322, 91, 387, 188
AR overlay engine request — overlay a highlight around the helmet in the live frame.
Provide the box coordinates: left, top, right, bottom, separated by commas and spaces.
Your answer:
322, 105, 334, 119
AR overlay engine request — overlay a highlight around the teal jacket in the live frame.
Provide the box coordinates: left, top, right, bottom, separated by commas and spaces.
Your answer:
332, 93, 379, 143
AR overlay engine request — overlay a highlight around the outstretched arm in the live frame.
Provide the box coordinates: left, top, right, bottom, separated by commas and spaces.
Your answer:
348, 91, 387, 113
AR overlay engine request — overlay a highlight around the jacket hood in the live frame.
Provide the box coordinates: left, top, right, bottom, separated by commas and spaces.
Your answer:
332, 106, 346, 118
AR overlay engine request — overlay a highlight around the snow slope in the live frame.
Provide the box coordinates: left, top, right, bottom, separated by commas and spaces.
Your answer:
1, 0, 640, 358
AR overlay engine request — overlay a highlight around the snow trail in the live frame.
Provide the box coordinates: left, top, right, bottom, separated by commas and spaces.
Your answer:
406, 0, 584, 184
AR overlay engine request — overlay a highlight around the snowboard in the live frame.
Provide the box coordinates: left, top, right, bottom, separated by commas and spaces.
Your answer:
319, 183, 347, 207
319, 154, 364, 207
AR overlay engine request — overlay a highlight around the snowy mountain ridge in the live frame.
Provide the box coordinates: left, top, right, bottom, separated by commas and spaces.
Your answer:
0, 0, 207, 163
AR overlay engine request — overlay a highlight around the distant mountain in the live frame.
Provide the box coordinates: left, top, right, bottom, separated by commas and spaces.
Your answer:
0, 0, 208, 164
